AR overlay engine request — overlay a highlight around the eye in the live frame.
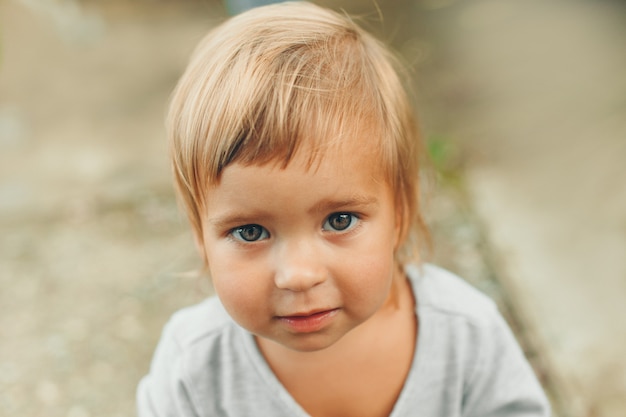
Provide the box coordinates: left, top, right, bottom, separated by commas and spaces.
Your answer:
230, 224, 269, 242
323, 213, 359, 232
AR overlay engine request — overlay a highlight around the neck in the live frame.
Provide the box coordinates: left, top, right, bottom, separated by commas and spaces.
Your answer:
254, 267, 417, 417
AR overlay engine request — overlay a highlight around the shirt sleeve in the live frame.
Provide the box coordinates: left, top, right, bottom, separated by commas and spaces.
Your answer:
462, 312, 551, 417
136, 320, 199, 417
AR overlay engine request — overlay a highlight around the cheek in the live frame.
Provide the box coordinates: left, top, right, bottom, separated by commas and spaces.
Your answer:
205, 247, 269, 325
337, 235, 397, 301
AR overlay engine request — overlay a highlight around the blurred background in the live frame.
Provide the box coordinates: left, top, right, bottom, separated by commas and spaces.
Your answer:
1, 0, 625, 416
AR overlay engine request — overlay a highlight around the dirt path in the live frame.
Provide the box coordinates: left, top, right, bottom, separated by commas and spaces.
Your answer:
414, 1, 626, 415
1, 2, 219, 415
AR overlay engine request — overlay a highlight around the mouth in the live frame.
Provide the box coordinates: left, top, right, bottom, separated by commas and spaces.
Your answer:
276, 308, 340, 333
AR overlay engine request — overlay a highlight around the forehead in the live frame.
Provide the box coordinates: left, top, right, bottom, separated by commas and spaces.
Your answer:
206, 137, 391, 220
212, 129, 386, 191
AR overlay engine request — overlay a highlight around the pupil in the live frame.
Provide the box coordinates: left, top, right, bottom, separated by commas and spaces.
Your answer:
331, 214, 350, 230
241, 225, 261, 241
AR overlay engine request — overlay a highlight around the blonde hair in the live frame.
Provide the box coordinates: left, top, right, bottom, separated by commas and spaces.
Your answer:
167, 1, 429, 266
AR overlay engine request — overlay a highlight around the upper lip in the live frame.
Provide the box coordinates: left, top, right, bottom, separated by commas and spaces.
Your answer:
278, 308, 338, 318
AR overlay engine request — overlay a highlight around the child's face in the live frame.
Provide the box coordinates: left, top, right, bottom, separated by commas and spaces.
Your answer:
200, 138, 403, 352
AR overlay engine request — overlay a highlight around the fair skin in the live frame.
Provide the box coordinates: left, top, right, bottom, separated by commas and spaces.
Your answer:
200, 137, 417, 417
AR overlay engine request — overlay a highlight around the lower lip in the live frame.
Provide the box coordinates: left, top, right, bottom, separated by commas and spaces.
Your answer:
277, 309, 340, 333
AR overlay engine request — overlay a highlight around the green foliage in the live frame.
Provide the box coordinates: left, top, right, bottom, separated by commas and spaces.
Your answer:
426, 134, 456, 169
426, 134, 463, 186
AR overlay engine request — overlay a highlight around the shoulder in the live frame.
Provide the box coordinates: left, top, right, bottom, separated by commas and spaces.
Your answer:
153, 295, 245, 382
403, 264, 550, 414
406, 263, 498, 326
406, 263, 508, 359
137, 296, 239, 416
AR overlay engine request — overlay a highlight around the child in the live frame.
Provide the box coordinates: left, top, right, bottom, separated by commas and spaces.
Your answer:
137, 2, 550, 416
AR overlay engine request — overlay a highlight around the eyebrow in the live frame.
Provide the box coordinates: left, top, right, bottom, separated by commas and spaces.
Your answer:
208, 212, 273, 230
309, 194, 379, 215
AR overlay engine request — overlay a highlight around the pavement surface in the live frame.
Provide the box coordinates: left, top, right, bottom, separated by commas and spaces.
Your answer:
411, 1, 626, 415
1, 1, 625, 416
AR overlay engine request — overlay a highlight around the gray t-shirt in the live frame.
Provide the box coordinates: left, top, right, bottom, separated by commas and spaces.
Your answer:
137, 264, 550, 416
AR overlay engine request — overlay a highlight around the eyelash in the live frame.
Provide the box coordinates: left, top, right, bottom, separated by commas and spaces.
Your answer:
227, 212, 361, 244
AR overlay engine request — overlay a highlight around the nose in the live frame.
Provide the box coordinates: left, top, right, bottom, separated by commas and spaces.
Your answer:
274, 238, 328, 291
